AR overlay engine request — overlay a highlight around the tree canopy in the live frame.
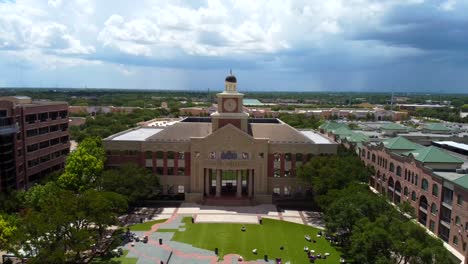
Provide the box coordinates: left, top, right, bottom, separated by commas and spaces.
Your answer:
58, 137, 105, 191
100, 163, 160, 203
297, 149, 455, 264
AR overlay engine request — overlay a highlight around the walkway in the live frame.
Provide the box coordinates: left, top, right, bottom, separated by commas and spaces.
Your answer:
121, 203, 326, 264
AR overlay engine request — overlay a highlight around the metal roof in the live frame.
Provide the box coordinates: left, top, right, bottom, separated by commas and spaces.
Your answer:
111, 128, 163, 141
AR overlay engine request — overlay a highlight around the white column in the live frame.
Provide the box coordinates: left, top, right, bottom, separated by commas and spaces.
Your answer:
236, 170, 242, 197
248, 169, 253, 197
216, 169, 221, 197
205, 169, 210, 196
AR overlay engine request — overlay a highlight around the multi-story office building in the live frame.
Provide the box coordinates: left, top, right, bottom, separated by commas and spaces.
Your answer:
360, 136, 467, 259
103, 74, 338, 204
0, 96, 70, 192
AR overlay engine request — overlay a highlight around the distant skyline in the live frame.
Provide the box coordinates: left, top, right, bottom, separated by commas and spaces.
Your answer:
1, 0, 468, 93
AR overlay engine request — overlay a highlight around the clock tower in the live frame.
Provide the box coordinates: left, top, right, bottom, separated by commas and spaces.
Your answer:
211, 72, 249, 132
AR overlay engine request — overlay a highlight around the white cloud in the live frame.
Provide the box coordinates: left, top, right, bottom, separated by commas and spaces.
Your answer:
440, 0, 457, 11
47, 0, 63, 8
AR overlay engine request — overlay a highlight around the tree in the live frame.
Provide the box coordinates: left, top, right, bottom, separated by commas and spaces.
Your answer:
349, 216, 393, 264
18, 182, 127, 263
297, 152, 370, 198
320, 184, 390, 244
0, 214, 17, 251
101, 163, 160, 203
58, 137, 105, 191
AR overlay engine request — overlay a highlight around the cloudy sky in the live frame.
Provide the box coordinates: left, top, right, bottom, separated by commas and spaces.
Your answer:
0, 0, 467, 92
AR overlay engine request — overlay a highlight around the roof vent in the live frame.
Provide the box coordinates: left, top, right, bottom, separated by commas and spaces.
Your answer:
455, 168, 467, 174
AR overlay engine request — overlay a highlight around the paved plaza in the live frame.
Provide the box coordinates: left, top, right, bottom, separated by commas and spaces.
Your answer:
120, 203, 326, 264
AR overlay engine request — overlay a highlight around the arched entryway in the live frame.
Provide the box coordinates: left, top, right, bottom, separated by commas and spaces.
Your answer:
418, 195, 428, 226
387, 177, 394, 201
394, 181, 402, 204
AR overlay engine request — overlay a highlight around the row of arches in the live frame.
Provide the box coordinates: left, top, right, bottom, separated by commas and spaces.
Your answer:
376, 175, 438, 228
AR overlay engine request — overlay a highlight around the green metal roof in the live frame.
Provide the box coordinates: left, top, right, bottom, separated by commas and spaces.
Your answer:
243, 99, 267, 106
382, 136, 423, 150
319, 121, 349, 132
453, 175, 468, 189
423, 123, 452, 132
331, 126, 353, 136
345, 132, 370, 143
381, 123, 407, 131
402, 146, 464, 164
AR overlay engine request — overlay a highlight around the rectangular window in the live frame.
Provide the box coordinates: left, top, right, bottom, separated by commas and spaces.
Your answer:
177, 167, 185, 176
38, 126, 49, 135
38, 112, 48, 122
50, 125, 59, 132
457, 194, 463, 205
429, 220, 435, 232
50, 138, 60, 145
27, 144, 39, 152
59, 110, 68, 118
178, 152, 185, 160
273, 187, 281, 195
26, 129, 38, 137
167, 167, 174, 175
39, 140, 50, 149
25, 114, 37, 124
50, 111, 58, 120
156, 167, 164, 175
178, 185, 185, 193
274, 169, 280, 178
60, 123, 68, 131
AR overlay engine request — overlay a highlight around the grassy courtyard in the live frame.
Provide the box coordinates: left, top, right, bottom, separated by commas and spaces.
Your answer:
171, 217, 341, 263
91, 250, 138, 264
127, 218, 167, 231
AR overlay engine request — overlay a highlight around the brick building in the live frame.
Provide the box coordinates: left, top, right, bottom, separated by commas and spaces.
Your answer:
360, 136, 468, 260
0, 96, 70, 192
104, 74, 338, 204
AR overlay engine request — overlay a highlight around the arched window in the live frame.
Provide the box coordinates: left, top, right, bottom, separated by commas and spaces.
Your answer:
145, 151, 152, 159
389, 162, 395, 172
367, 151, 370, 159
296, 153, 303, 162
404, 187, 409, 196
411, 191, 417, 201
432, 184, 439, 197
453, 236, 459, 245
372, 154, 376, 162
431, 203, 437, 215
422, 179, 429, 191
396, 166, 402, 176
455, 216, 461, 226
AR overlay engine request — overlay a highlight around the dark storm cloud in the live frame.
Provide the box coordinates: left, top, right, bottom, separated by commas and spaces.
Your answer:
354, 2, 468, 53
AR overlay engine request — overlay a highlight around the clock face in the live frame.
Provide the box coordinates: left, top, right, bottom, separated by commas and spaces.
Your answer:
223, 98, 237, 112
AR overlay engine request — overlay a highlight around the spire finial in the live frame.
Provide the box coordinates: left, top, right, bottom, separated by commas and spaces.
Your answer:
229, 68, 232, 75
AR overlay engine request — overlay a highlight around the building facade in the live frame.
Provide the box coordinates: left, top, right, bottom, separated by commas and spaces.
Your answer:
104, 74, 338, 204
359, 137, 468, 259
0, 96, 70, 192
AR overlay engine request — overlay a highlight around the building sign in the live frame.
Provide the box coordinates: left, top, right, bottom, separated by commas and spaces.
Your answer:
221, 151, 238, 160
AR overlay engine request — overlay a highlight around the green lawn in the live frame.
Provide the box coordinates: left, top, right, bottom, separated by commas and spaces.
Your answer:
91, 250, 138, 264
128, 219, 167, 231
171, 217, 341, 263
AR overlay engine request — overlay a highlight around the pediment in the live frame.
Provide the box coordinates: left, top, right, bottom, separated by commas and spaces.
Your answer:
201, 123, 254, 143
